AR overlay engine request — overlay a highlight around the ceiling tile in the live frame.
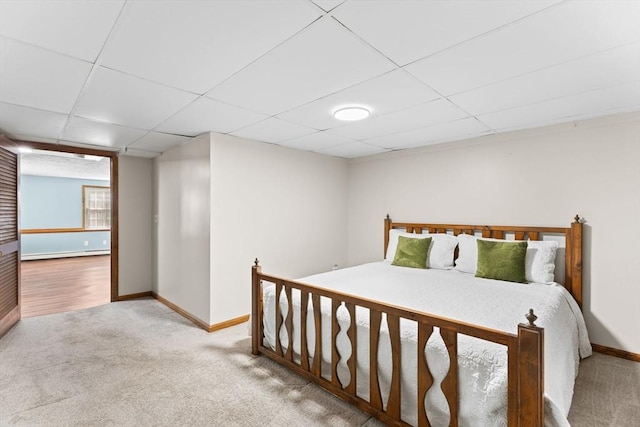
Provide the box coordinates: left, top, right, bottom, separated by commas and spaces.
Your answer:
333, 0, 560, 66
230, 118, 317, 143
406, 1, 640, 96
74, 67, 198, 130
128, 132, 192, 153
0, 102, 67, 140
449, 43, 640, 115
327, 98, 469, 141
62, 116, 147, 148
207, 16, 396, 116
313, 141, 388, 158
0, 0, 124, 62
277, 69, 440, 130
310, 1, 346, 13
0, 37, 92, 113
99, 1, 321, 94
278, 130, 356, 152
156, 97, 268, 137
365, 117, 493, 149
477, 81, 640, 131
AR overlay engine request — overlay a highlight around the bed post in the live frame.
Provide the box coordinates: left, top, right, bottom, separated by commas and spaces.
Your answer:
570, 215, 583, 308
517, 309, 544, 427
384, 214, 392, 258
251, 258, 262, 355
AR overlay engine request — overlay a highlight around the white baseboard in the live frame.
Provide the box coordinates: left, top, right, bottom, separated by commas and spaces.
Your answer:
21, 250, 111, 261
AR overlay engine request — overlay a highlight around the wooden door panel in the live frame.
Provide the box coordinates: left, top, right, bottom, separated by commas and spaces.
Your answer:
0, 251, 18, 315
0, 137, 20, 337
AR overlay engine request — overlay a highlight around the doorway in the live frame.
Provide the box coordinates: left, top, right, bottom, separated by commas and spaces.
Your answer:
19, 148, 114, 317
17, 140, 118, 316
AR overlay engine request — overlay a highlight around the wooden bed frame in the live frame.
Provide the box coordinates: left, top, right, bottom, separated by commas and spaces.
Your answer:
251, 216, 583, 427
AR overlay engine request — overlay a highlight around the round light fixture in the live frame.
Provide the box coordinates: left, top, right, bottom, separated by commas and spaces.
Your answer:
334, 106, 370, 121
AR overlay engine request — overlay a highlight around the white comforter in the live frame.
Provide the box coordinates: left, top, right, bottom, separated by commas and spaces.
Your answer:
262, 262, 591, 427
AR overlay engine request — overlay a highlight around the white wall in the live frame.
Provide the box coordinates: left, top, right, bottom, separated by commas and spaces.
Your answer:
154, 134, 211, 324
118, 156, 153, 296
347, 112, 640, 354
209, 133, 349, 325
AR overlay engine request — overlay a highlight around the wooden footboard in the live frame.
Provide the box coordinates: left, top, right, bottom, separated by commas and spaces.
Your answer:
251, 261, 544, 427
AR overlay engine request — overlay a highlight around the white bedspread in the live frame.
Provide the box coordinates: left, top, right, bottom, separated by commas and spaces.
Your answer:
262, 262, 591, 427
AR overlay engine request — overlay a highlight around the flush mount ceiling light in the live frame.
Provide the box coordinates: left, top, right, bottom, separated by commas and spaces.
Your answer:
333, 106, 370, 121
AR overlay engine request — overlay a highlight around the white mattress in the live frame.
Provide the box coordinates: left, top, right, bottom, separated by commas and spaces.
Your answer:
262, 261, 591, 427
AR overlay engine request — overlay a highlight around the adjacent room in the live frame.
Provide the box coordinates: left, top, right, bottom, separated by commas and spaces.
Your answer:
0, 1, 638, 426
19, 150, 112, 318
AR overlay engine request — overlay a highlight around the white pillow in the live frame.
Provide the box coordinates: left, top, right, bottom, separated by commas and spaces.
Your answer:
454, 234, 559, 283
525, 240, 558, 284
454, 234, 478, 274
425, 233, 458, 269
386, 230, 457, 269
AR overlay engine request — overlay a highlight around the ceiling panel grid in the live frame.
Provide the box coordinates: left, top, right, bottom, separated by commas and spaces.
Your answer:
0, 0, 637, 158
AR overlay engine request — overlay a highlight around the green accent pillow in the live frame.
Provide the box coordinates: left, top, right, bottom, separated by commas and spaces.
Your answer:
476, 240, 528, 283
392, 236, 432, 269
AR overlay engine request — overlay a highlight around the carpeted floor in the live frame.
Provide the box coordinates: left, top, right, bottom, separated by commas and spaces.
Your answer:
0, 299, 637, 426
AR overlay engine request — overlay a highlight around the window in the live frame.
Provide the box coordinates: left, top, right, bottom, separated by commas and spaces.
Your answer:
83, 185, 111, 230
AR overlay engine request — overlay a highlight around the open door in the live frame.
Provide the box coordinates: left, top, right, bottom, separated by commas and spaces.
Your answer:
0, 136, 20, 337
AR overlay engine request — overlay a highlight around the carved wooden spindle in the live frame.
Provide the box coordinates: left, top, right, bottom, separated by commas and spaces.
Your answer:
331, 300, 343, 388
440, 328, 459, 427
386, 314, 401, 419
275, 281, 283, 357
417, 322, 434, 427
345, 302, 357, 395
370, 310, 383, 411
300, 291, 310, 371
312, 294, 322, 376
284, 285, 294, 361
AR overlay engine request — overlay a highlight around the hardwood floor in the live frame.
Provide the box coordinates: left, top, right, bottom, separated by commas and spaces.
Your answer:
20, 255, 111, 318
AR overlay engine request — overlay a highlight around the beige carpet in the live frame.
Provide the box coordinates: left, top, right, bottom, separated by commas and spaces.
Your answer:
568, 350, 640, 426
0, 299, 637, 426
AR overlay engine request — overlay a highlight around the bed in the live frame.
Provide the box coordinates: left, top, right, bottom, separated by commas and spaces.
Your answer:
251, 216, 590, 426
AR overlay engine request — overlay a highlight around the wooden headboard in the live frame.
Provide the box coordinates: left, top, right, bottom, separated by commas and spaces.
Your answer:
384, 215, 583, 308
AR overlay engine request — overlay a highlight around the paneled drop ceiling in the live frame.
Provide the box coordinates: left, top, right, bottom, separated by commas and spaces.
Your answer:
0, 0, 638, 159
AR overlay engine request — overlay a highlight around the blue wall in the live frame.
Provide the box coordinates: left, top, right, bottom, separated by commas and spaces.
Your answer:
21, 232, 111, 255
20, 175, 111, 256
